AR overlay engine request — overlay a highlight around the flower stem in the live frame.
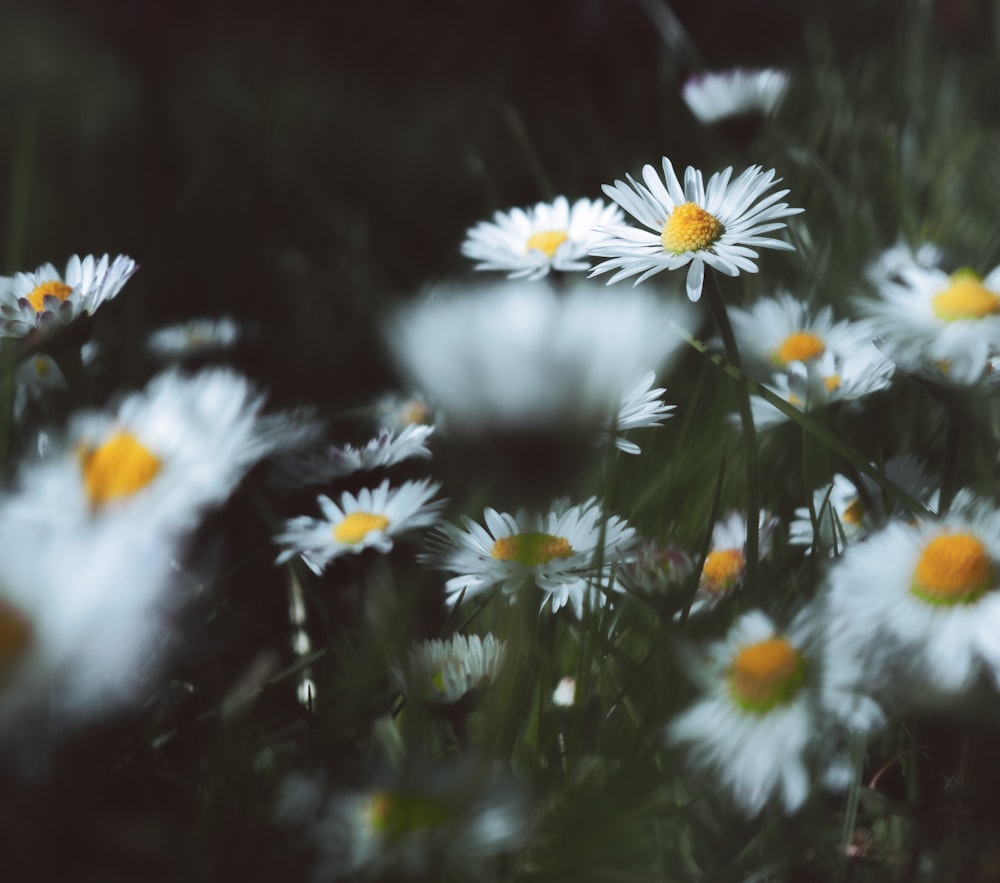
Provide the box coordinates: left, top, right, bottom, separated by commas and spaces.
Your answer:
703, 270, 760, 603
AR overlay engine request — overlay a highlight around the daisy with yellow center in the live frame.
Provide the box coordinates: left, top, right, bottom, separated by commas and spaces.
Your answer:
461, 196, 624, 281
688, 511, 776, 615
422, 496, 637, 617
397, 633, 507, 705
589, 157, 802, 301
275, 478, 443, 575
0, 253, 137, 338
824, 490, 1000, 695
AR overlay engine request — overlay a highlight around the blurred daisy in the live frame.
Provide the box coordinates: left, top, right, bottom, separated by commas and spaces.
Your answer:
864, 239, 943, 287
600, 371, 675, 455
14, 368, 304, 531
147, 316, 241, 361
620, 540, 694, 599
681, 68, 789, 124
825, 490, 1000, 696
552, 676, 577, 707
396, 633, 507, 706
275, 478, 443, 575
668, 609, 881, 815
13, 354, 66, 420
692, 510, 777, 611
858, 263, 1000, 386
0, 253, 137, 338
589, 157, 802, 301
375, 391, 435, 432
790, 456, 935, 554
271, 424, 434, 486
461, 196, 623, 281
385, 280, 693, 435
422, 496, 637, 617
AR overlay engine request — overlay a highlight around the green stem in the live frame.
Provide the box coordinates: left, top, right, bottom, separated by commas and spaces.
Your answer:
702, 270, 760, 604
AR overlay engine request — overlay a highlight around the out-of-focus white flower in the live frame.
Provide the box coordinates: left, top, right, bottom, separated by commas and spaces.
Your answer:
552, 676, 576, 707
689, 511, 777, 614
0, 254, 137, 338
146, 316, 242, 361
385, 279, 693, 436
397, 633, 507, 705
375, 391, 435, 432
600, 371, 675, 455
13, 354, 66, 420
462, 196, 623, 280
681, 68, 789, 124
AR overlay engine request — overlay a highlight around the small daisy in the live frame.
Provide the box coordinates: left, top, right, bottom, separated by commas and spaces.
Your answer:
863, 239, 943, 287
689, 511, 777, 613
422, 496, 637, 617
858, 261, 1000, 386
825, 490, 1000, 696
14, 368, 307, 531
13, 354, 66, 420
0, 253, 137, 338
599, 370, 675, 455
461, 196, 623, 281
275, 478, 443, 575
272, 424, 435, 486
385, 280, 693, 435
620, 540, 694, 599
146, 316, 242, 361
397, 633, 507, 706
552, 676, 577, 708
375, 391, 435, 432
589, 157, 802, 301
681, 68, 789, 124
668, 609, 881, 815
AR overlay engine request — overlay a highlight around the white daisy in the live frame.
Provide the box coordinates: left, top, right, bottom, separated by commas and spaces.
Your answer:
863, 239, 943, 287
422, 496, 637, 617
13, 354, 66, 420
599, 370, 675, 455
681, 68, 789, 124
396, 633, 507, 705
271, 424, 435, 486
14, 368, 306, 531
385, 279, 693, 435
552, 676, 577, 707
375, 391, 435, 432
692, 510, 777, 611
589, 157, 802, 301
146, 316, 242, 361
858, 262, 1000, 386
0, 253, 137, 338
668, 608, 881, 815
461, 196, 623, 280
275, 478, 443, 575
825, 490, 1000, 696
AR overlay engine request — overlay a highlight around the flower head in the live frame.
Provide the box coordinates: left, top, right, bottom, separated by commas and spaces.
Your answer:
682, 68, 790, 124
146, 316, 242, 361
589, 158, 802, 301
397, 633, 507, 706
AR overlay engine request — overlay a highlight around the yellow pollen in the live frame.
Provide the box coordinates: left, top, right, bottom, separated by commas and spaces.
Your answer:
400, 401, 430, 426
842, 498, 865, 526
931, 273, 1000, 321
824, 374, 842, 392
729, 637, 804, 712
33, 356, 51, 378
660, 202, 724, 254
334, 512, 390, 544
773, 332, 826, 366
526, 229, 569, 258
787, 392, 804, 407
0, 599, 31, 679
912, 532, 994, 605
491, 532, 573, 567
78, 432, 161, 508
701, 548, 745, 593
26, 280, 73, 314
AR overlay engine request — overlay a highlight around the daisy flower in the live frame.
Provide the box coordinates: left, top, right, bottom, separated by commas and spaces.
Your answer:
858, 261, 1000, 386
863, 239, 943, 287
692, 510, 778, 611
13, 368, 307, 531
681, 68, 790, 124
0, 253, 137, 338
589, 157, 802, 301
824, 490, 1000, 696
271, 424, 435, 486
275, 478, 443, 575
13, 354, 66, 420
396, 633, 507, 706
385, 279, 693, 435
668, 609, 882, 815
599, 370, 675, 455
422, 496, 637, 617
461, 196, 623, 281
375, 391, 435, 432
146, 316, 242, 361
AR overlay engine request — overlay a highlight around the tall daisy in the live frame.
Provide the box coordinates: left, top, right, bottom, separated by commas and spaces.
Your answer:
589, 157, 802, 301
461, 196, 623, 281
422, 496, 637, 617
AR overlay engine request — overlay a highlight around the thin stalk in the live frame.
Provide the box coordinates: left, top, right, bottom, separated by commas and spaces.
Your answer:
702, 270, 760, 603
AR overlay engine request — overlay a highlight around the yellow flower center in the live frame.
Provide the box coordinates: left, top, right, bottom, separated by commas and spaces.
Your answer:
729, 637, 805, 712
491, 532, 573, 566
931, 272, 1000, 321
32, 356, 51, 378
526, 229, 569, 258
660, 202, 724, 254
0, 599, 31, 679
400, 400, 430, 426
367, 791, 452, 837
78, 432, 162, 508
334, 512, 390, 544
26, 280, 73, 314
773, 332, 826, 366
824, 374, 842, 393
701, 547, 746, 593
911, 532, 994, 605
842, 498, 865, 526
